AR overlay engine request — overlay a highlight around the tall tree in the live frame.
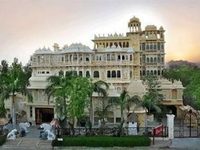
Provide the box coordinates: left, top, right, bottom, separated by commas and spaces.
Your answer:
88, 80, 109, 126
0, 58, 32, 127
111, 90, 140, 136
45, 71, 70, 122
141, 75, 162, 115
0, 60, 9, 117
67, 76, 91, 129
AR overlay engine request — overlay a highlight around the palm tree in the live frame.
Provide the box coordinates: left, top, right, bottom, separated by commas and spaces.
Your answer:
141, 75, 162, 115
111, 90, 140, 136
0, 59, 32, 128
88, 80, 109, 126
45, 71, 70, 124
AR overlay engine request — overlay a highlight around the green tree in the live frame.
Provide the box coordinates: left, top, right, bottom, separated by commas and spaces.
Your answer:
141, 75, 162, 115
0, 60, 9, 117
0, 58, 32, 127
88, 80, 109, 126
67, 76, 91, 130
163, 65, 200, 109
45, 71, 70, 124
111, 90, 140, 136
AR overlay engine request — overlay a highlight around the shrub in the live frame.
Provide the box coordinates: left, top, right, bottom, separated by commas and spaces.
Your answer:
0, 135, 6, 146
52, 135, 151, 147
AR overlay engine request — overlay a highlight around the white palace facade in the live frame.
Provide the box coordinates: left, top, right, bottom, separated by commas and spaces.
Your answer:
5, 17, 184, 126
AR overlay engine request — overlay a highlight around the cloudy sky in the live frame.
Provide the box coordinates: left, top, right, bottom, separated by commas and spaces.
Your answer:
0, 0, 200, 64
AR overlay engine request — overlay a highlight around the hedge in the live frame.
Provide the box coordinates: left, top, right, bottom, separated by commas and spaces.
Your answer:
0, 135, 6, 146
52, 136, 151, 147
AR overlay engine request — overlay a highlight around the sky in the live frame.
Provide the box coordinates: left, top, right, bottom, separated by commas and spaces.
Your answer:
0, 0, 200, 65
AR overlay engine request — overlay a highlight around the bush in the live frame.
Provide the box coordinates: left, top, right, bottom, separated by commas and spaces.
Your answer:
0, 135, 6, 146
52, 135, 151, 147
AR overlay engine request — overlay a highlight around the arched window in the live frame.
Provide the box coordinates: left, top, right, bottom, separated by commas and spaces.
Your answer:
150, 57, 153, 63
86, 71, 90, 77
94, 71, 99, 78
158, 70, 160, 75
117, 70, 121, 78
107, 71, 111, 78
150, 70, 153, 75
154, 57, 157, 63
154, 70, 157, 75
126, 42, 129, 47
147, 58, 149, 63
130, 55, 132, 61
112, 71, 116, 78
143, 70, 146, 76
79, 71, 83, 77
147, 70, 149, 75
122, 55, 125, 60
118, 55, 121, 60
123, 42, 126, 48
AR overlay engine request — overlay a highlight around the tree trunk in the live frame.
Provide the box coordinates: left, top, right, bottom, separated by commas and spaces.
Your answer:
12, 94, 16, 128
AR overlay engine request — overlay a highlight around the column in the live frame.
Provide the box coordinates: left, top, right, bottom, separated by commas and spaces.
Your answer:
167, 114, 175, 139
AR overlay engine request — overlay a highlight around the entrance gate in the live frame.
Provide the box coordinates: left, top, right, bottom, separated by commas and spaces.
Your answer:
174, 109, 200, 137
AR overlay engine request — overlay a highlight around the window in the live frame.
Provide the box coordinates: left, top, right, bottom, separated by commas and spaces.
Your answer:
122, 55, 125, 60
154, 44, 156, 49
154, 70, 157, 75
142, 43, 145, 50
158, 43, 160, 50
116, 118, 121, 123
161, 44, 164, 50
111, 54, 115, 61
150, 57, 153, 63
107, 54, 110, 61
112, 71, 116, 78
146, 44, 149, 50
107, 71, 111, 78
117, 70, 121, 78
150, 44, 153, 50
158, 70, 160, 75
147, 58, 149, 63
79, 71, 83, 76
94, 71, 99, 78
130, 55, 132, 61
154, 57, 157, 63
118, 55, 121, 60
172, 89, 177, 99
86, 71, 90, 77
46, 71, 49, 74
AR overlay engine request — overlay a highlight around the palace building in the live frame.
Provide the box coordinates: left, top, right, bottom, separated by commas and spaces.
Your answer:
5, 17, 184, 126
